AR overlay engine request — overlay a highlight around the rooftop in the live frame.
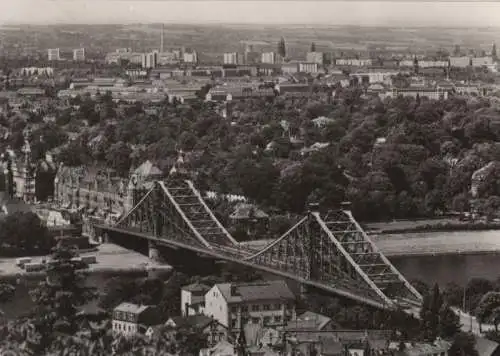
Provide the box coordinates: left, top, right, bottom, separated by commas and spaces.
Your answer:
216, 280, 295, 303
167, 314, 216, 330
182, 282, 211, 293
114, 302, 149, 315
134, 160, 163, 177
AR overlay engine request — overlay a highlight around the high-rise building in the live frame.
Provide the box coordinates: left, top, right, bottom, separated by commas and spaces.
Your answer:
261, 52, 279, 64
73, 48, 85, 61
47, 48, 60, 61
116, 48, 132, 54
306, 52, 324, 65
141, 52, 158, 69
223, 52, 239, 65
183, 50, 198, 64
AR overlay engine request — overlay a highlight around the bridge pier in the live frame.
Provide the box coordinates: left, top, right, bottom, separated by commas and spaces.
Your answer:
99, 232, 109, 244
148, 240, 162, 263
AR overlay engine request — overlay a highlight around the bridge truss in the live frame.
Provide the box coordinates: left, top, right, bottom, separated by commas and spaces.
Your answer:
103, 179, 422, 311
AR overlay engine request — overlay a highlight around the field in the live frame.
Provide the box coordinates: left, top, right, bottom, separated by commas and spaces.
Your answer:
2, 24, 500, 60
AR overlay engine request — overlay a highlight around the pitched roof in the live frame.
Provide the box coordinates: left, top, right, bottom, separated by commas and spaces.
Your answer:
475, 337, 499, 356
294, 311, 334, 331
181, 282, 211, 293
168, 314, 215, 330
113, 302, 149, 315
134, 160, 163, 177
320, 338, 344, 355
217, 280, 295, 303
229, 203, 269, 220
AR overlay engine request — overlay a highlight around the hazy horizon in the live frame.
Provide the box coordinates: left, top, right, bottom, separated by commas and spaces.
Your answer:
2, 1, 500, 28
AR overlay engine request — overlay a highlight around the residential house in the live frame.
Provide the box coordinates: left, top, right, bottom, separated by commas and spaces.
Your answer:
312, 116, 335, 128
199, 340, 237, 356
287, 311, 339, 332
301, 142, 330, 156
164, 314, 229, 346
229, 203, 269, 237
276, 83, 311, 97
350, 70, 398, 85
1, 139, 36, 203
181, 282, 211, 316
471, 161, 498, 199
284, 330, 391, 356
206, 86, 275, 102
393, 340, 451, 356
335, 59, 373, 67
204, 280, 296, 334
299, 62, 319, 73
390, 87, 448, 100
55, 160, 164, 239
112, 302, 162, 336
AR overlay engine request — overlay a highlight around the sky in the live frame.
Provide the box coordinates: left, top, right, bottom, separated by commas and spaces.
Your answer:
1, 0, 500, 27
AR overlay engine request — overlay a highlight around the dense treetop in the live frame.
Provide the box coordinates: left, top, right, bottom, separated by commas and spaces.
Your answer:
3, 87, 500, 221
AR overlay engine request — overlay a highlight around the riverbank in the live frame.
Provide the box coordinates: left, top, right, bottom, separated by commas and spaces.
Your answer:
373, 229, 500, 257
0, 243, 172, 279
365, 219, 500, 234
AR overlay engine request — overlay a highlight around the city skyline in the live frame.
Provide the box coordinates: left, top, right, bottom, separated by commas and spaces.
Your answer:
2, 0, 500, 28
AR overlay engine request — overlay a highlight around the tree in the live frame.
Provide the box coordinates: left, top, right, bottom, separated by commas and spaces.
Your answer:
174, 326, 208, 355
0, 212, 54, 256
439, 302, 461, 339
105, 141, 132, 177
278, 37, 286, 58
28, 246, 98, 353
310, 42, 316, 52
448, 332, 479, 356
476, 292, 500, 331
420, 284, 460, 341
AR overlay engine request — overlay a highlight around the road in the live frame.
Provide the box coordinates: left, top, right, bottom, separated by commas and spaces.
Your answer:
407, 306, 494, 335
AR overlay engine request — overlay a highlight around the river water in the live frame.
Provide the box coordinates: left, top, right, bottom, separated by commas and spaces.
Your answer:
2, 230, 500, 319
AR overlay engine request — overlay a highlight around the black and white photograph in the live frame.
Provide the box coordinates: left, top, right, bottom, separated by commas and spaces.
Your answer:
0, 0, 499, 354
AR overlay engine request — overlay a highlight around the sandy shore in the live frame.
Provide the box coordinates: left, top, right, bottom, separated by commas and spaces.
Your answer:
0, 243, 172, 277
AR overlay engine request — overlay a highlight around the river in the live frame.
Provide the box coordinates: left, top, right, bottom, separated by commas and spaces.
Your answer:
2, 230, 500, 319
374, 229, 500, 286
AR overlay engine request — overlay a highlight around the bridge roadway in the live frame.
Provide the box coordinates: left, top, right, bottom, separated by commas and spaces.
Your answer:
98, 224, 394, 310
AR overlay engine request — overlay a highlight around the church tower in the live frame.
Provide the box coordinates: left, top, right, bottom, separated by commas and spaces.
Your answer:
169, 150, 189, 178
21, 134, 35, 203
124, 172, 138, 214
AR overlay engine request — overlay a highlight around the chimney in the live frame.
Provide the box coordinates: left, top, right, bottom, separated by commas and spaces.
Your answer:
340, 201, 352, 211
308, 202, 319, 213
160, 24, 164, 53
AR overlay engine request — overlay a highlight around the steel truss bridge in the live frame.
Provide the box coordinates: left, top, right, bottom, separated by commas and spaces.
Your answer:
95, 178, 423, 311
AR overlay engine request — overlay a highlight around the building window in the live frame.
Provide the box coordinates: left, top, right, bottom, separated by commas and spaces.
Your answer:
263, 304, 270, 311
274, 315, 282, 323
251, 305, 260, 312
231, 319, 238, 328
274, 303, 281, 310
231, 306, 238, 313
241, 306, 248, 313
263, 316, 271, 326
251, 317, 260, 324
